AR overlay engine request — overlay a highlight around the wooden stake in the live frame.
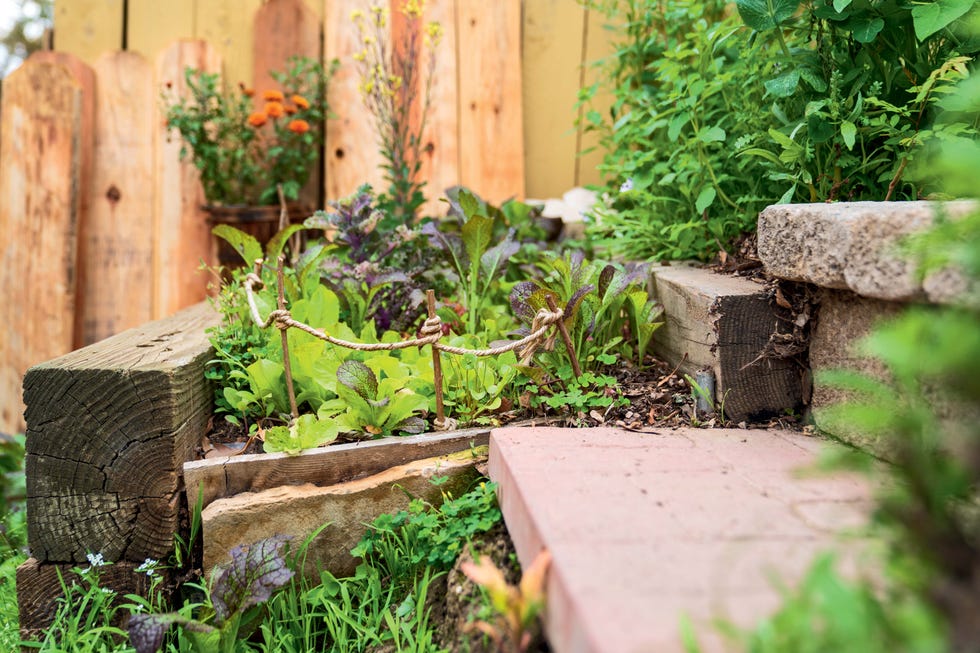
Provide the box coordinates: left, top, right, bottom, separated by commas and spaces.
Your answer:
546, 294, 582, 380
276, 256, 299, 419
427, 290, 445, 426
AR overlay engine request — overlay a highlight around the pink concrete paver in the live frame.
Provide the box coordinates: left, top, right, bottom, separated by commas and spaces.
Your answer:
488, 427, 874, 653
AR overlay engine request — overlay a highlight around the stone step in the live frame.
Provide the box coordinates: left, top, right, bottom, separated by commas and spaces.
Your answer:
488, 426, 873, 653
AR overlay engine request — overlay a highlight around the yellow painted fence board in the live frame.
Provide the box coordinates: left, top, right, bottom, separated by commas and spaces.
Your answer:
127, 0, 197, 64
522, 0, 585, 199
53, 0, 124, 65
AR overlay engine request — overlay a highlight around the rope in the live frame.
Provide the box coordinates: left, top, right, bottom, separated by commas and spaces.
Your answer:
244, 273, 564, 358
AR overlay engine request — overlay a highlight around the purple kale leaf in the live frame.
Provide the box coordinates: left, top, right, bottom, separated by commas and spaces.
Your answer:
211, 535, 294, 626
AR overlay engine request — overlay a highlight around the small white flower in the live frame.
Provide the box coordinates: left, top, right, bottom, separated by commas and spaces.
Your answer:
86, 552, 105, 568
136, 558, 159, 577
619, 178, 634, 193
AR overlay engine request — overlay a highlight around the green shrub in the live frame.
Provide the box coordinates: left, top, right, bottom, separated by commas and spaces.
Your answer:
582, 0, 978, 261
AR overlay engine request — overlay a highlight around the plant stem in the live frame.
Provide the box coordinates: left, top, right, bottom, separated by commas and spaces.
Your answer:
427, 290, 445, 426
276, 257, 299, 420
546, 294, 582, 380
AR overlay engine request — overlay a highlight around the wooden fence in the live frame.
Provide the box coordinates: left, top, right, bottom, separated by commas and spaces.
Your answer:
0, 0, 615, 433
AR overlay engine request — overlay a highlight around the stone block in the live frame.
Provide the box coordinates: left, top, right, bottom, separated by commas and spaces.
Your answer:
758, 200, 976, 302
808, 290, 903, 452
201, 450, 484, 578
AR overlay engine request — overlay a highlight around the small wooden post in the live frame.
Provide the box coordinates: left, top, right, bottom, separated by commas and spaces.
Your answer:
276, 257, 299, 419
546, 294, 581, 380
426, 290, 445, 426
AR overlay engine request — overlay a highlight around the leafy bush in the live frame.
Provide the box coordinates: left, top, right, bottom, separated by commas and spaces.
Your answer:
582, 0, 978, 261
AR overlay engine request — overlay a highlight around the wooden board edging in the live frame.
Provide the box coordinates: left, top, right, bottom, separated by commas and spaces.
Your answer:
184, 427, 492, 510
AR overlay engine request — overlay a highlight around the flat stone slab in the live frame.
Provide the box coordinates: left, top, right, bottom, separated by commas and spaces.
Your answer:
758, 200, 976, 302
489, 427, 873, 653
201, 449, 483, 578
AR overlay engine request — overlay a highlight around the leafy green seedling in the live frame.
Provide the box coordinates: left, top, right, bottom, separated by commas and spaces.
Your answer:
461, 548, 552, 653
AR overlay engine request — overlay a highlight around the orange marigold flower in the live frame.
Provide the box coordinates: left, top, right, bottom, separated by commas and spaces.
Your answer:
287, 119, 311, 134
291, 94, 310, 109
265, 101, 285, 118
247, 111, 268, 127
284, 104, 298, 115
262, 89, 285, 102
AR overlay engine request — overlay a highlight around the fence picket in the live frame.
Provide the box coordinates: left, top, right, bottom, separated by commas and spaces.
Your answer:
456, 0, 524, 204
80, 52, 155, 344
0, 60, 84, 433
153, 41, 222, 319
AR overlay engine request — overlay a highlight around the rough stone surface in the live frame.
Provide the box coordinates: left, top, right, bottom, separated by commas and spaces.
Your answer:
808, 290, 903, 453
758, 200, 976, 302
489, 426, 874, 653
201, 450, 484, 578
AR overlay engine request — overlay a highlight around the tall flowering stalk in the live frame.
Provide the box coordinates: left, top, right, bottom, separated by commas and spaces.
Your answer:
352, 1, 442, 222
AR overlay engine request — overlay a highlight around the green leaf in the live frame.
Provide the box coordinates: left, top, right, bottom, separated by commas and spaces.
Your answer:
668, 111, 690, 141
461, 214, 494, 271
912, 0, 973, 41
212, 224, 263, 266
833, 0, 852, 11
841, 120, 857, 150
699, 126, 726, 143
246, 359, 289, 413
735, 0, 801, 31
764, 69, 800, 98
457, 188, 481, 219
265, 224, 308, 261
848, 16, 884, 43
337, 360, 378, 402
695, 186, 717, 213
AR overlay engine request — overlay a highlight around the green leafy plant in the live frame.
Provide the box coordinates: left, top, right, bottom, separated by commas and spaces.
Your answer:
736, 0, 976, 204
353, 480, 503, 584
128, 535, 294, 653
317, 359, 429, 438
461, 548, 552, 653
511, 252, 662, 369
442, 331, 520, 426
424, 188, 521, 334
164, 56, 335, 205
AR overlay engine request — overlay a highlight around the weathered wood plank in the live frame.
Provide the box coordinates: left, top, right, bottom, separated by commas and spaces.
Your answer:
456, 0, 524, 204
253, 0, 324, 209
26, 53, 98, 351
0, 60, 82, 435
523, 0, 585, 199
184, 427, 492, 509
127, 0, 196, 63
415, 0, 458, 215
80, 51, 156, 345
52, 0, 124, 65
23, 302, 219, 563
154, 40, 221, 319
17, 556, 171, 640
650, 265, 803, 421
324, 0, 386, 201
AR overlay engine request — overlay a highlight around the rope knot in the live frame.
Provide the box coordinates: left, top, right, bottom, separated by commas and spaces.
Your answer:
244, 272, 264, 290
268, 309, 291, 330
419, 315, 443, 339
